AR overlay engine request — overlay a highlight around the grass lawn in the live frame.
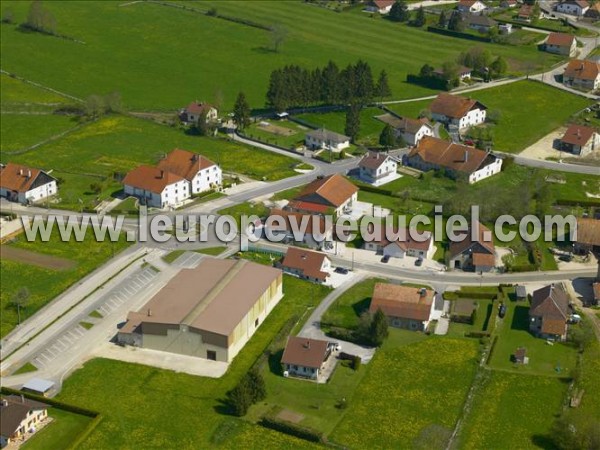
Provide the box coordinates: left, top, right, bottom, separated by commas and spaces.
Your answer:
0, 1, 562, 110
162, 246, 227, 263
385, 99, 432, 119
108, 197, 138, 215
488, 300, 578, 377
0, 230, 130, 337
218, 201, 270, 227
1, 115, 299, 210
88, 310, 103, 319
54, 274, 331, 448
21, 409, 93, 450
0, 73, 70, 106
331, 336, 479, 448
244, 120, 307, 149
458, 371, 569, 450
12, 361, 38, 375
1, 113, 78, 152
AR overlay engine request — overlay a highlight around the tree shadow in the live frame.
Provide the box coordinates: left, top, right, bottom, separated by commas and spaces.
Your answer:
531, 433, 558, 450
252, 46, 276, 54
481, 303, 493, 331
352, 297, 371, 318
268, 349, 284, 376
511, 305, 530, 331
213, 397, 234, 416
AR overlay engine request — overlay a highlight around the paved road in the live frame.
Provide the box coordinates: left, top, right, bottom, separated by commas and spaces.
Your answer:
497, 151, 600, 174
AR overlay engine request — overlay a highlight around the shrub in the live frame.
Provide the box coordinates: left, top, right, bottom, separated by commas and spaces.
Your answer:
352, 355, 361, 371
260, 416, 324, 443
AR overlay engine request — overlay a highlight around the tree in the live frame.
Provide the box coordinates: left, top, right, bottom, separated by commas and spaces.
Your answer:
438, 10, 447, 27
369, 308, 389, 346
84, 94, 105, 119
414, 6, 426, 27
389, 0, 410, 22
322, 60, 340, 104
104, 91, 123, 113
195, 111, 216, 136
227, 378, 252, 416
25, 0, 56, 33
90, 182, 102, 195
353, 60, 375, 104
345, 104, 361, 143
246, 368, 266, 403
441, 61, 460, 87
487, 26, 499, 42
375, 70, 392, 101
447, 11, 464, 32
2, 8, 14, 24
270, 23, 288, 53
10, 287, 30, 325
419, 63, 435, 78
379, 124, 396, 149
233, 92, 251, 130
490, 56, 508, 78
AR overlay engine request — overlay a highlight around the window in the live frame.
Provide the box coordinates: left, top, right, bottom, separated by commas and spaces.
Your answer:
255, 318, 259, 327
206, 350, 217, 361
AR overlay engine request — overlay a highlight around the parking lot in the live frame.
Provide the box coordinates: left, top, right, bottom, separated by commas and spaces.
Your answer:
172, 251, 204, 269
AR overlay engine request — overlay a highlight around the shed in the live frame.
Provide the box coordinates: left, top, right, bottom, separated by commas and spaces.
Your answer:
450, 300, 477, 324
516, 285, 527, 300
21, 378, 55, 397
513, 347, 529, 364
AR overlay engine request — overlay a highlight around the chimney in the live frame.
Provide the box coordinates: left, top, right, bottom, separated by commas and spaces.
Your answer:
19, 169, 23, 176
419, 288, 427, 298
147, 308, 152, 317
27, 170, 31, 178
159, 170, 164, 179
304, 340, 310, 349
464, 150, 469, 162
21, 394, 25, 404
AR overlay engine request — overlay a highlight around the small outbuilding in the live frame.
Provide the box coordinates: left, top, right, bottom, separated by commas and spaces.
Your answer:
20, 378, 55, 397
513, 347, 529, 364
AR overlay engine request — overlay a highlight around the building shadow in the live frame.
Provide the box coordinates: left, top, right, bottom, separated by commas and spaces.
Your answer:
510, 305, 530, 331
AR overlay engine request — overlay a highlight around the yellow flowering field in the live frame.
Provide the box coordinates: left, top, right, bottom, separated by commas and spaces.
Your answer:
330, 337, 478, 448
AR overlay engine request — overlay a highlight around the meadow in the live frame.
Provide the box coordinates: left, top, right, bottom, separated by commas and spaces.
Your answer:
0, 230, 130, 337
0, 1, 562, 111
1, 113, 78, 152
22, 408, 93, 450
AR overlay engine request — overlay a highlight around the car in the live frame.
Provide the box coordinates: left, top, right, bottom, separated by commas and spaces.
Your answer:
415, 258, 423, 266
334, 267, 349, 275
381, 255, 390, 263
558, 255, 573, 262
498, 304, 507, 318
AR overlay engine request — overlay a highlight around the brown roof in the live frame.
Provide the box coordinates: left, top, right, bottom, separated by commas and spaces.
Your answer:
268, 208, 333, 236
546, 32, 575, 47
473, 252, 496, 268
185, 102, 214, 115
448, 221, 496, 259
363, 224, 432, 252
408, 136, 492, 174
375, 113, 431, 134
123, 259, 282, 338
0, 163, 53, 193
518, 4, 534, 17
459, 0, 481, 6
306, 128, 350, 144
541, 318, 567, 336
122, 165, 185, 194
1, 396, 49, 437
561, 124, 597, 146
593, 282, 600, 301
281, 247, 329, 281
373, 0, 394, 8
286, 200, 332, 215
429, 93, 486, 119
359, 151, 395, 171
281, 336, 329, 369
369, 283, 433, 322
157, 149, 216, 181
295, 174, 358, 209
530, 284, 570, 321
514, 347, 527, 361
576, 218, 600, 246
564, 0, 590, 7
564, 59, 600, 81
452, 299, 476, 316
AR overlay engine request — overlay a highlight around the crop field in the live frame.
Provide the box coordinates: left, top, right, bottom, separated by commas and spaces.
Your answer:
0, 1, 562, 111
0, 230, 130, 337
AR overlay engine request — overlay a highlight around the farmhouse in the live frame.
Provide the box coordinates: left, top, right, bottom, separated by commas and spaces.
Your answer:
517, 4, 537, 21
305, 128, 350, 152
117, 259, 283, 363
559, 124, 599, 156
448, 221, 496, 272
279, 247, 331, 284
574, 217, 600, 254
288, 174, 358, 216
457, 0, 486, 14
585, 2, 600, 18
529, 284, 570, 341
555, 0, 590, 16
267, 208, 334, 249
369, 284, 442, 331
123, 165, 189, 209
0, 163, 58, 205
179, 101, 218, 124
358, 152, 398, 185
406, 137, 503, 184
281, 336, 333, 380
429, 93, 487, 130
376, 113, 434, 146
544, 33, 577, 57
563, 59, 600, 91
465, 14, 498, 33
365, 0, 394, 14
363, 225, 435, 260
0, 395, 49, 446
157, 148, 222, 194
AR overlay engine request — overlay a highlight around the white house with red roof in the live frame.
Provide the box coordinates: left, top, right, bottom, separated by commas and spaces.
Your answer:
358, 152, 398, 186
157, 148, 221, 194
559, 124, 599, 156
0, 163, 57, 205
429, 93, 487, 130
544, 33, 577, 57
179, 101, 218, 124
279, 247, 332, 284
123, 165, 189, 209
365, 0, 394, 14
556, 0, 590, 16
457, 0, 486, 14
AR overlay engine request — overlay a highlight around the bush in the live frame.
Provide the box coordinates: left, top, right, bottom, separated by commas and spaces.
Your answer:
260, 416, 324, 443
427, 26, 492, 43
352, 355, 361, 371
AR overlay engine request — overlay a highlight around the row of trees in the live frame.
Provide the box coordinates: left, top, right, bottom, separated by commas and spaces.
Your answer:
389, 1, 426, 27
266, 61, 391, 112
84, 92, 124, 119
22, 0, 57, 34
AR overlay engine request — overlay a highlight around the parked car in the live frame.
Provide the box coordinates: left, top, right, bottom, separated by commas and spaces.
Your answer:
381, 255, 390, 263
334, 267, 349, 275
558, 255, 573, 262
415, 257, 423, 267
499, 304, 507, 318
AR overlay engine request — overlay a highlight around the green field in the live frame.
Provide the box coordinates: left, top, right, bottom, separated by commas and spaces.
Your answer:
22, 408, 93, 450
458, 371, 569, 450
1, 73, 70, 106
1, 113, 78, 152
0, 231, 130, 337
53, 274, 331, 449
244, 120, 307, 149
0, 1, 562, 111
331, 337, 479, 448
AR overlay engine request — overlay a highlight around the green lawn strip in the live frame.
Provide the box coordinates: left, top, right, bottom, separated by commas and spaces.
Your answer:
54, 274, 331, 448
244, 120, 307, 149
161, 250, 186, 264
196, 246, 227, 256
79, 321, 94, 330
0, 73, 71, 105
0, 231, 130, 338
12, 361, 38, 375
330, 337, 479, 448
21, 408, 93, 450
88, 310, 103, 319
108, 197, 138, 215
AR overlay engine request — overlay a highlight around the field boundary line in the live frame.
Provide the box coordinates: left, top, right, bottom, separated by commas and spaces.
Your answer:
0, 69, 83, 103
1, 120, 93, 156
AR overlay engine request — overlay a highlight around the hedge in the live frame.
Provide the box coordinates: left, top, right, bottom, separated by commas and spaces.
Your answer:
466, 331, 491, 338
406, 73, 451, 91
507, 263, 538, 273
260, 416, 324, 443
1, 387, 99, 418
555, 198, 600, 208
427, 26, 492, 43
486, 335, 499, 365
494, 17, 576, 34
455, 291, 497, 300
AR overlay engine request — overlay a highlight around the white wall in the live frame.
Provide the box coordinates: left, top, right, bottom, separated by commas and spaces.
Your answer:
468, 157, 503, 184
305, 135, 350, 152
459, 108, 487, 129
191, 165, 222, 194
125, 178, 190, 209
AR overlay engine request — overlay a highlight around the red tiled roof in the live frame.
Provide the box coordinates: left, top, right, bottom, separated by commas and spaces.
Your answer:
429, 93, 486, 119
185, 102, 214, 115
448, 221, 496, 259
531, 284, 570, 321
561, 124, 597, 146
408, 136, 492, 174
375, 113, 431, 134
157, 148, 216, 181
295, 174, 358, 209
286, 200, 332, 215
546, 32, 576, 47
593, 282, 600, 301
369, 283, 434, 322
518, 4, 534, 17
0, 163, 50, 193
122, 165, 185, 194
564, 59, 600, 81
576, 218, 600, 246
541, 318, 567, 336
281, 247, 329, 281
373, 0, 394, 8
473, 252, 496, 268
281, 336, 329, 369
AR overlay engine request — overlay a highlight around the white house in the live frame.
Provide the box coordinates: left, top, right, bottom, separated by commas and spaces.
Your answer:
0, 396, 49, 446
157, 148, 222, 194
279, 247, 331, 284
429, 93, 487, 130
179, 102, 218, 124
545, 33, 577, 57
556, 0, 590, 16
123, 165, 189, 209
281, 337, 333, 380
364, 0, 394, 14
376, 113, 434, 146
563, 59, 600, 91
305, 128, 350, 152
358, 152, 398, 185
363, 226, 436, 260
499, 23, 513, 34
560, 124, 599, 156
457, 0, 487, 14
406, 137, 503, 184
0, 163, 58, 205
287, 174, 358, 217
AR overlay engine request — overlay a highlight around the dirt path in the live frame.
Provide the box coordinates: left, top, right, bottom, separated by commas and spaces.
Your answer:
0, 246, 76, 271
